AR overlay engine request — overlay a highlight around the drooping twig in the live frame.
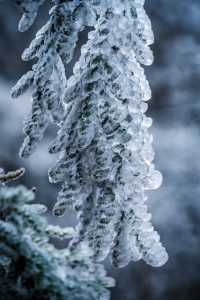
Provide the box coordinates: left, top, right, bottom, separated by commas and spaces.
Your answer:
0, 168, 25, 185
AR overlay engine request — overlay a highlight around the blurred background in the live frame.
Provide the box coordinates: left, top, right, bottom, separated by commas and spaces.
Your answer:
0, 0, 200, 299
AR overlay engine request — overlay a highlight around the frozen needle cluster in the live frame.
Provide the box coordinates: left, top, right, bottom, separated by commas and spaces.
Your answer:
13, 0, 45, 32
12, 0, 168, 268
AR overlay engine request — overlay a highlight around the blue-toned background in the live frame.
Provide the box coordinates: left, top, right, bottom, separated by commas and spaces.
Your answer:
0, 1, 200, 299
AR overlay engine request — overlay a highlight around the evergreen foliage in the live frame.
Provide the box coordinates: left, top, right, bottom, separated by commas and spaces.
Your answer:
0, 185, 114, 300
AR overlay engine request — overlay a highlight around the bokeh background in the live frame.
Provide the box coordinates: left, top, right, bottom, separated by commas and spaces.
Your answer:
0, 1, 200, 299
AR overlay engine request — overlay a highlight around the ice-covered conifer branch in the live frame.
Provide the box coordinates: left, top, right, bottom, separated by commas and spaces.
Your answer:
0, 185, 114, 299
10, 0, 168, 269
11, 0, 98, 157
49, 0, 168, 268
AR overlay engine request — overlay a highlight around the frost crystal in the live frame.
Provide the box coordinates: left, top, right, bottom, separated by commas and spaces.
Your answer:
49, 0, 168, 268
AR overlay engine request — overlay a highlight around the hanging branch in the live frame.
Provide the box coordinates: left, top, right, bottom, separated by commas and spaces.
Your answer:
49, 0, 168, 268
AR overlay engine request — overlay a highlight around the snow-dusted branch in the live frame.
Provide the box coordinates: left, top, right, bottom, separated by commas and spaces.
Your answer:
0, 185, 114, 299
